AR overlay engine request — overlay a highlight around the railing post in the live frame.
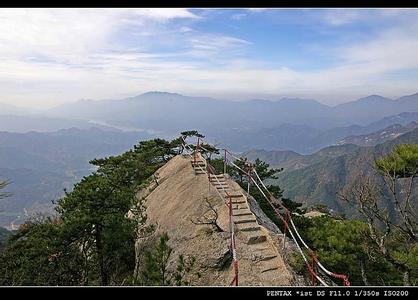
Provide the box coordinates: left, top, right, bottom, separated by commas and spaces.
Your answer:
228, 194, 233, 221
228, 194, 238, 287
234, 260, 239, 286
282, 221, 288, 251
247, 164, 251, 194
193, 138, 199, 165
309, 250, 317, 286
224, 149, 227, 174
283, 209, 291, 251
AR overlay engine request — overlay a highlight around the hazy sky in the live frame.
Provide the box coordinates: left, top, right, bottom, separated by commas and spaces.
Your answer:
1, 8, 418, 109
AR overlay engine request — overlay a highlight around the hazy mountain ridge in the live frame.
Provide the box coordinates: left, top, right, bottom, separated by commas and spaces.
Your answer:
246, 129, 418, 217
0, 166, 72, 229
46, 92, 418, 134
0, 127, 152, 228
336, 122, 418, 147
0, 114, 118, 133
230, 112, 418, 154
3, 92, 418, 154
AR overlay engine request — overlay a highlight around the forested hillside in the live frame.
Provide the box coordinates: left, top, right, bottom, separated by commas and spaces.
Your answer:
246, 129, 418, 218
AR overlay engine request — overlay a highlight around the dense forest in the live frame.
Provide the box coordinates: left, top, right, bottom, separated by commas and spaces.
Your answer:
0, 132, 416, 286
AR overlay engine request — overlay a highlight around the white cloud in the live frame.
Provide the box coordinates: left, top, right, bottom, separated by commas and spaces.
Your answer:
0, 9, 199, 59
231, 13, 247, 20
129, 8, 199, 21
322, 9, 363, 26
189, 35, 250, 52
0, 8, 255, 108
179, 26, 193, 33
1, 8, 418, 108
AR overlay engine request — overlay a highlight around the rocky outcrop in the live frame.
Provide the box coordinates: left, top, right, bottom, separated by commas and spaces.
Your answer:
135, 153, 295, 286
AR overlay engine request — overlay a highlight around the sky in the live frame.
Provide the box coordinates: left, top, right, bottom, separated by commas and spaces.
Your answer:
1, 8, 418, 109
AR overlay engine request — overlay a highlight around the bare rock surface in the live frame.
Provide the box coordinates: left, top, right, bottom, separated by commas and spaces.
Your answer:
135, 154, 295, 286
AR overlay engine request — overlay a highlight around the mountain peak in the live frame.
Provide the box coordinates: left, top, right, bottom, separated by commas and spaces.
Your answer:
356, 95, 392, 103
140, 91, 183, 97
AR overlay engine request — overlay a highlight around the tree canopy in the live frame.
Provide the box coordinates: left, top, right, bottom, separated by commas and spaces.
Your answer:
375, 144, 418, 178
0, 136, 184, 286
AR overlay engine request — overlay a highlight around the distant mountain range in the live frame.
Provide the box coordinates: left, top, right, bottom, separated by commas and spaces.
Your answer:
42, 91, 418, 153
220, 112, 418, 153
1, 91, 418, 227
245, 128, 418, 218
336, 122, 418, 147
46, 92, 418, 130
0, 114, 118, 133
2, 91, 418, 154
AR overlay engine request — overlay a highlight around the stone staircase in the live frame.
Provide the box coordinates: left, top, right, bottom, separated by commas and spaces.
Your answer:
190, 154, 284, 276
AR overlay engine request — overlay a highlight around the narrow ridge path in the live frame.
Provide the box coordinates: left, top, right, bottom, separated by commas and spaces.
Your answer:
191, 153, 289, 283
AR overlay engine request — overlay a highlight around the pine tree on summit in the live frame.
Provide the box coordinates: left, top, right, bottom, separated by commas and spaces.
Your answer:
180, 130, 205, 140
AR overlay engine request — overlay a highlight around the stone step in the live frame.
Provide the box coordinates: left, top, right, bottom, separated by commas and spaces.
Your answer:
191, 160, 206, 164
251, 249, 277, 262
218, 190, 231, 196
248, 242, 270, 251
259, 259, 281, 273
246, 231, 268, 245
209, 173, 224, 177
213, 182, 228, 186
232, 204, 249, 210
210, 179, 226, 184
231, 198, 246, 204
209, 174, 225, 178
226, 194, 244, 198
216, 185, 229, 189
236, 222, 261, 232
195, 170, 206, 175
193, 165, 206, 169
232, 209, 253, 216
191, 159, 205, 163
210, 182, 226, 186
216, 187, 229, 192
233, 214, 257, 224
193, 165, 205, 168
